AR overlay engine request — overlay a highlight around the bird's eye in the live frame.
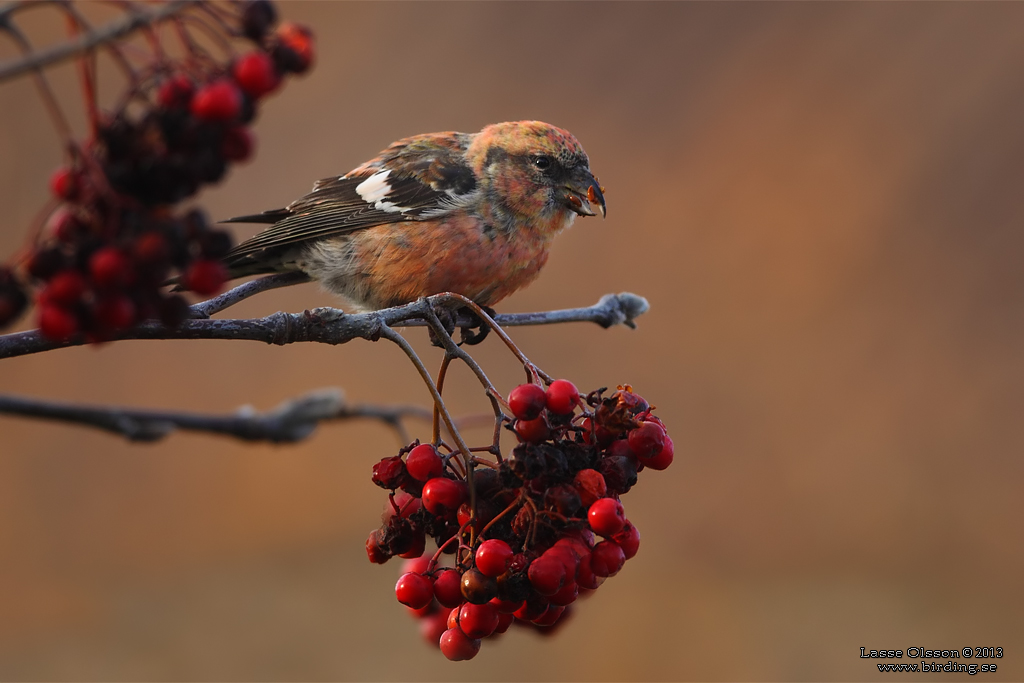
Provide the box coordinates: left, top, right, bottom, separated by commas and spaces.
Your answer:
532, 155, 553, 172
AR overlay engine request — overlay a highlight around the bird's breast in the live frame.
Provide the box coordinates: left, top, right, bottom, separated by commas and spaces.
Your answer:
302, 213, 560, 310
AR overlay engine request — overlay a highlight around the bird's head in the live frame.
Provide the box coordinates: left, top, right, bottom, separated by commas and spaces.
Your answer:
468, 121, 606, 230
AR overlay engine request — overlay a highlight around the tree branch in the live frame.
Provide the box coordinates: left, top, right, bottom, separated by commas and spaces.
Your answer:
0, 291, 650, 360
0, 0, 197, 83
0, 388, 436, 444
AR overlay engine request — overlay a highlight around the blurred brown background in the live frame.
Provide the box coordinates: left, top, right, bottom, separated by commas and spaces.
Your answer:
2, 2, 1023, 680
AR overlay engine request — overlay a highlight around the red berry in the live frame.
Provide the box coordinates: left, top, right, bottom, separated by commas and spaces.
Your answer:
44, 270, 86, 307
372, 456, 407, 490
639, 433, 674, 470
456, 501, 472, 529
613, 521, 641, 559
575, 551, 603, 590
233, 51, 281, 98
89, 247, 131, 289
545, 379, 579, 415
406, 598, 437, 619
590, 539, 626, 577
458, 601, 499, 638
38, 304, 78, 341
628, 420, 667, 459
531, 604, 566, 627
93, 294, 137, 331
493, 611, 514, 635
513, 597, 550, 622
474, 539, 512, 578
420, 610, 449, 647
545, 546, 580, 586
221, 125, 255, 162
553, 535, 592, 562
190, 79, 242, 121
514, 416, 550, 443
406, 443, 443, 481
527, 555, 565, 596
388, 490, 421, 519
490, 597, 524, 614
133, 232, 169, 265
508, 383, 546, 420
273, 22, 315, 73
398, 531, 426, 559
49, 167, 80, 201
395, 572, 434, 609
588, 497, 626, 537
421, 477, 467, 516
573, 469, 607, 507
49, 209, 84, 243
157, 74, 195, 109
605, 438, 636, 461
183, 259, 227, 295
581, 416, 616, 446
401, 554, 431, 576
548, 579, 579, 607
433, 568, 464, 608
439, 627, 480, 661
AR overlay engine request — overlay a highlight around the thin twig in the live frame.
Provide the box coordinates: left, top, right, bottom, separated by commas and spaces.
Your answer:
0, 0, 196, 82
0, 388, 436, 444
0, 291, 650, 360
190, 271, 312, 318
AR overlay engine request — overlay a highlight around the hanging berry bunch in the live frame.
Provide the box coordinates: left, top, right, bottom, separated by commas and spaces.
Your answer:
0, 1, 315, 340
367, 380, 673, 661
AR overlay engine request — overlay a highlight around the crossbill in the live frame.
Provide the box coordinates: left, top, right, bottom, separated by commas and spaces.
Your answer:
221, 120, 606, 311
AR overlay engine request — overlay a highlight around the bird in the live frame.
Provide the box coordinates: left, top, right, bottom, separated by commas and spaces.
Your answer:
219, 120, 606, 313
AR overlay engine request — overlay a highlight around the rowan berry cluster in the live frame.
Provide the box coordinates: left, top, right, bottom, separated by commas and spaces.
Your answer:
0, 1, 315, 340
366, 381, 673, 660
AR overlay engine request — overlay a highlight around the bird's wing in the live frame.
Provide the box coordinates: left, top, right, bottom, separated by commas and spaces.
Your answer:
223, 132, 478, 263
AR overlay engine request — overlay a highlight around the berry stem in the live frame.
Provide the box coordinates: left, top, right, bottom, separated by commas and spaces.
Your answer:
441, 293, 555, 385
476, 491, 526, 541
378, 324, 474, 478
432, 353, 452, 447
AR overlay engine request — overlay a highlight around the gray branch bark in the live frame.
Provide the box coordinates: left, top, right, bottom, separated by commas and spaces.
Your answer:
0, 0, 196, 82
0, 290, 650, 360
0, 388, 433, 443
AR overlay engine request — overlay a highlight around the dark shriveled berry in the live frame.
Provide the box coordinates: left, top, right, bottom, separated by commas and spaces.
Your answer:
0, 268, 28, 328
242, 0, 278, 41
371, 456, 407, 490
365, 529, 390, 564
